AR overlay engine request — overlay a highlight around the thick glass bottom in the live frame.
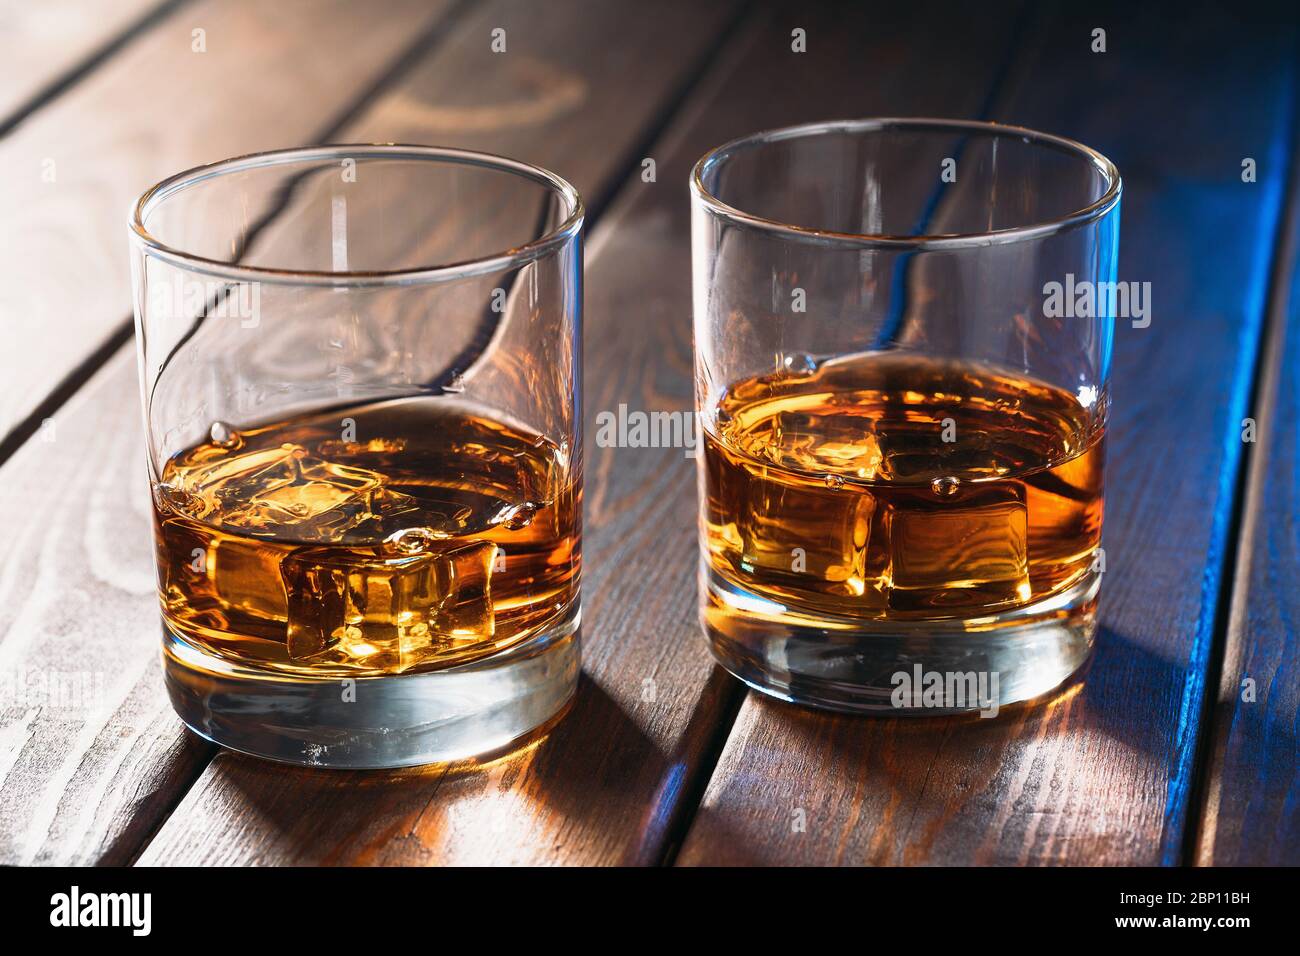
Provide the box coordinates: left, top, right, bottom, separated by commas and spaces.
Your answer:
702, 564, 1097, 715
163, 608, 579, 769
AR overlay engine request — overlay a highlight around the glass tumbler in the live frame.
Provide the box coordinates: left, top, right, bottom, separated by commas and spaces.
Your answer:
130, 145, 583, 767
691, 119, 1120, 714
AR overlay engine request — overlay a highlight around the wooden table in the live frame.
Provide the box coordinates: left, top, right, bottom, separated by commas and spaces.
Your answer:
1, 0, 1296, 867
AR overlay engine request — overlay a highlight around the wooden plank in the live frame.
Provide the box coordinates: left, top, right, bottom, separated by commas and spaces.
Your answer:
0, 352, 217, 867
0, 0, 460, 452
0, 0, 743, 867
1193, 157, 1300, 867
0, 0, 464, 866
0, 0, 172, 124
135, 0, 1022, 866
678, 4, 1296, 866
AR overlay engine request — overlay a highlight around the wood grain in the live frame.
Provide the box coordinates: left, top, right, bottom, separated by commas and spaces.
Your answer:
133, 0, 1020, 866
0, 349, 215, 866
0, 0, 171, 123
0, 0, 459, 451
0, 0, 746, 866
0, 0, 465, 866
9, 0, 1291, 869
1193, 150, 1300, 866
677, 3, 1297, 866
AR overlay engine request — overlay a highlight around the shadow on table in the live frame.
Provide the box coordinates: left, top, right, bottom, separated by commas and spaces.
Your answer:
204, 669, 671, 864
672, 621, 1216, 865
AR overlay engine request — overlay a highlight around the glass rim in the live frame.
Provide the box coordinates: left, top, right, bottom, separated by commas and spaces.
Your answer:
128, 143, 585, 287
690, 117, 1122, 250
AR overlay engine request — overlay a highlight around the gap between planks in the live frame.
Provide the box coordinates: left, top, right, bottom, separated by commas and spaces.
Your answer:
127, 0, 756, 864
0, 0, 193, 139
1186, 73, 1300, 866
0, 0, 477, 470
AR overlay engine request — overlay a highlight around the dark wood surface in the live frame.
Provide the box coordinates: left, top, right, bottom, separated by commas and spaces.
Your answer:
1194, 139, 1300, 867
679, 2, 1300, 867
0, 0, 460, 456
0, 0, 1296, 867
0, 0, 462, 867
137, 0, 747, 867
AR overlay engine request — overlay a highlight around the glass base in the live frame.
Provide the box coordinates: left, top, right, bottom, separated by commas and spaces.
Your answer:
702, 565, 1097, 715
162, 610, 580, 769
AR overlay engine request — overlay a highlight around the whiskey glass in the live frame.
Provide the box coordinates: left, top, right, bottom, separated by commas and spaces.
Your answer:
691, 119, 1121, 713
130, 145, 582, 767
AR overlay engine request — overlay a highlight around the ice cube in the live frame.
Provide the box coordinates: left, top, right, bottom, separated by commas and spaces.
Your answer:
433, 540, 496, 640
178, 443, 304, 520
205, 443, 302, 490
736, 473, 882, 603
243, 459, 383, 533
883, 482, 1029, 610
280, 539, 497, 671
196, 443, 389, 540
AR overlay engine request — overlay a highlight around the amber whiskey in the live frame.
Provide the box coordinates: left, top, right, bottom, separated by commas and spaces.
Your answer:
702, 351, 1104, 620
153, 398, 579, 676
